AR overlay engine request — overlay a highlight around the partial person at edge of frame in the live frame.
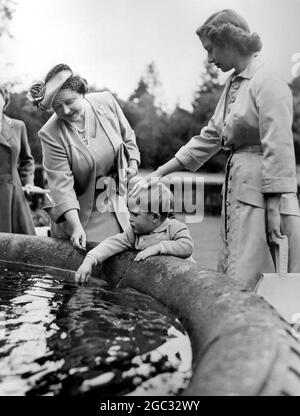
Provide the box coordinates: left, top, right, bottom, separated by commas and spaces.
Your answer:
27, 64, 140, 250
0, 85, 36, 235
130, 9, 300, 289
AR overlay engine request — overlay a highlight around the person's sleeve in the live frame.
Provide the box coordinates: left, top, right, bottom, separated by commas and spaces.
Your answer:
255, 72, 297, 193
86, 226, 136, 264
19, 121, 35, 186
110, 93, 141, 165
159, 221, 194, 258
39, 128, 79, 223
175, 115, 221, 172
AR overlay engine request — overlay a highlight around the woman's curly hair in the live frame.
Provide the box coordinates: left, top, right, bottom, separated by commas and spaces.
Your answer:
196, 9, 262, 55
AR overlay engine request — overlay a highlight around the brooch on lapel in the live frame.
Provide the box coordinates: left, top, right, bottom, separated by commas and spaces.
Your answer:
97, 105, 108, 116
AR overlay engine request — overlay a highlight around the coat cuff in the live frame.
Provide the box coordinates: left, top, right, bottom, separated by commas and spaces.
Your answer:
261, 177, 297, 193
85, 254, 98, 266
159, 242, 168, 255
128, 150, 141, 165
44, 199, 80, 223
175, 147, 203, 172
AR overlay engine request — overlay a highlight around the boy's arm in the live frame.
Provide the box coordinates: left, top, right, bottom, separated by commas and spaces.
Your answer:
87, 228, 134, 264
135, 221, 194, 262
158, 221, 194, 258
75, 228, 135, 282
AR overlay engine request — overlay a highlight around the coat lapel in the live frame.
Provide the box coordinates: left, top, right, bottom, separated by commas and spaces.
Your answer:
0, 116, 14, 148
85, 96, 121, 153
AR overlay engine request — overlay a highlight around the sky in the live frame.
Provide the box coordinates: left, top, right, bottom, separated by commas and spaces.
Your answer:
0, 0, 300, 111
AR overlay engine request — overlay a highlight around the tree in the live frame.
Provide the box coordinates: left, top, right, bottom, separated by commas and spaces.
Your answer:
0, 0, 15, 37
124, 62, 165, 168
192, 61, 223, 125
143, 62, 161, 98
191, 61, 227, 172
129, 79, 148, 102
154, 106, 196, 167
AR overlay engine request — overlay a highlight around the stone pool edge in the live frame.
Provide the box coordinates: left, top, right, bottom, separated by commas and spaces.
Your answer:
1, 232, 300, 396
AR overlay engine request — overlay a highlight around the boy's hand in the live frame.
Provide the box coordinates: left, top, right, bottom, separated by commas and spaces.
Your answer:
134, 245, 160, 262
75, 260, 93, 283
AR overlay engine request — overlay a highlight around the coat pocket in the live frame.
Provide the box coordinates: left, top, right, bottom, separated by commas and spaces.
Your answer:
236, 184, 300, 216
280, 194, 300, 216
236, 182, 265, 208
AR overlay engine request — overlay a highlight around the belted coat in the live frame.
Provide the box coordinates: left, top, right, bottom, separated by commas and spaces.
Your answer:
0, 116, 35, 234
175, 55, 300, 288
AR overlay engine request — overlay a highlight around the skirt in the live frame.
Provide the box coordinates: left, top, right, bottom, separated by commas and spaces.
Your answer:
217, 147, 300, 289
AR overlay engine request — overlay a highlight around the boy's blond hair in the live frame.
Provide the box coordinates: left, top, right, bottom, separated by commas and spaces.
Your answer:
128, 181, 174, 218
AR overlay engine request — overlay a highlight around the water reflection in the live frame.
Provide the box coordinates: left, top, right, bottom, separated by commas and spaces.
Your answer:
0, 265, 192, 396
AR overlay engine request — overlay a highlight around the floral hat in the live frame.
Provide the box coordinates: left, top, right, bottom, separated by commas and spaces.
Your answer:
26, 69, 72, 111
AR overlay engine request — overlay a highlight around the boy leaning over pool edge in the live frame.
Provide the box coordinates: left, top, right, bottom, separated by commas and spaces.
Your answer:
75, 181, 194, 282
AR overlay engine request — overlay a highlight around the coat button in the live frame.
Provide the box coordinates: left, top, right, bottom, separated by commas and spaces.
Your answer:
232, 82, 240, 89
230, 96, 236, 103
8, 179, 13, 184
229, 175, 233, 181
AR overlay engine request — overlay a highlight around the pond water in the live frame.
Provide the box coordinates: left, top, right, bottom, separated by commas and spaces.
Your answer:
0, 263, 192, 396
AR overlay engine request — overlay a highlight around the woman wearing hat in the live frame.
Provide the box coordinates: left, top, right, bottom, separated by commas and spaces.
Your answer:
0, 85, 36, 235
27, 64, 140, 250
131, 9, 300, 288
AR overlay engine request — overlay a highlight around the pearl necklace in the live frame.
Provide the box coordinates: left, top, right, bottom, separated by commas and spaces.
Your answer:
66, 109, 90, 147
70, 124, 90, 147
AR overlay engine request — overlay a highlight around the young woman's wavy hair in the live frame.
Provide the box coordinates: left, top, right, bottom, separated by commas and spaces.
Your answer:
196, 9, 262, 55
0, 85, 10, 111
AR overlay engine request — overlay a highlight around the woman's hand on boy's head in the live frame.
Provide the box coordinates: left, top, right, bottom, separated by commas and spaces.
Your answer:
134, 245, 160, 262
129, 175, 160, 198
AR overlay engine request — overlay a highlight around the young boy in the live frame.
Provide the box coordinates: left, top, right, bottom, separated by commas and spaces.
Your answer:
75, 182, 194, 282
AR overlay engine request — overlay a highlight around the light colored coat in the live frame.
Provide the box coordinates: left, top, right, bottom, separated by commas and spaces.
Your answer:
0, 116, 35, 234
38, 91, 140, 239
176, 54, 297, 194
175, 55, 300, 288
86, 217, 194, 264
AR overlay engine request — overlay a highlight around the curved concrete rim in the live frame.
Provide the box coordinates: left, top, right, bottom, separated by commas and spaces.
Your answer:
1, 232, 300, 396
